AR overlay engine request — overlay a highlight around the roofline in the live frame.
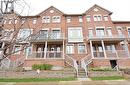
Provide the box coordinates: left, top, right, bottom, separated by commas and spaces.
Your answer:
113, 21, 130, 23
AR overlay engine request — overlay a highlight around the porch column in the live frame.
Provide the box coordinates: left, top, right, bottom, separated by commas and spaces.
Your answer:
44, 41, 47, 59
62, 40, 65, 59
101, 40, 107, 58
2, 42, 5, 48
90, 40, 94, 58
124, 40, 130, 58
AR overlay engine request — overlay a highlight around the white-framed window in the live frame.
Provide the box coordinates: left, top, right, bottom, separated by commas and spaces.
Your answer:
68, 27, 83, 42
78, 44, 86, 54
52, 16, 61, 23
66, 44, 74, 54
24, 46, 32, 57
106, 28, 112, 36
86, 15, 91, 22
117, 27, 123, 36
3, 29, 14, 40
88, 29, 93, 37
32, 18, 37, 24
51, 29, 61, 39
17, 29, 32, 40
79, 16, 83, 22
42, 16, 50, 23
96, 28, 105, 36
66, 16, 71, 23
104, 16, 108, 21
14, 45, 21, 54
8, 18, 12, 24
21, 18, 25, 24
14, 19, 18, 24
127, 28, 130, 37
94, 15, 102, 21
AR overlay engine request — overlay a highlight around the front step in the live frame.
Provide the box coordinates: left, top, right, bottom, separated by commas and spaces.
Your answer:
78, 68, 86, 78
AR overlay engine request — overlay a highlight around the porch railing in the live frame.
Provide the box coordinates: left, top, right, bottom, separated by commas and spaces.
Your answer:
117, 50, 129, 58
28, 51, 63, 59
30, 33, 64, 41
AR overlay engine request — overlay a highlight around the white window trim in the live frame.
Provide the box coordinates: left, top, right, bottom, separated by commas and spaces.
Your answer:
66, 44, 74, 54
78, 43, 87, 54
93, 14, 102, 21
95, 27, 106, 36
52, 16, 61, 23
78, 16, 83, 22
66, 16, 71, 23
42, 16, 50, 23
86, 15, 91, 22
104, 15, 109, 21
13, 45, 21, 55
52, 28, 61, 31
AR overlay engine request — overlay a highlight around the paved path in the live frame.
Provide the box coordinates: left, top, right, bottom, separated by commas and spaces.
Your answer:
1, 80, 130, 85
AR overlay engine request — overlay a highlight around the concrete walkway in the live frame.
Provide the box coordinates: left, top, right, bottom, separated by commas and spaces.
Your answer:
0, 80, 130, 85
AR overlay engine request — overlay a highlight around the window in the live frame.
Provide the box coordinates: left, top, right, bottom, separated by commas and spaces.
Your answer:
128, 28, 130, 37
88, 29, 93, 37
14, 45, 21, 54
8, 18, 12, 24
96, 28, 105, 36
68, 27, 83, 42
106, 44, 116, 52
52, 16, 61, 23
117, 27, 123, 36
66, 44, 74, 54
78, 44, 86, 54
104, 16, 108, 21
79, 16, 83, 22
3, 29, 14, 40
14, 19, 18, 24
24, 46, 32, 57
94, 15, 102, 21
86, 15, 91, 22
17, 29, 32, 40
42, 16, 50, 23
66, 16, 71, 23
21, 18, 25, 24
107, 28, 112, 36
39, 30, 48, 39
32, 18, 37, 24
52, 29, 60, 39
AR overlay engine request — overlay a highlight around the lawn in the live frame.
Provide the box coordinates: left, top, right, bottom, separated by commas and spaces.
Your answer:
91, 76, 124, 80
0, 77, 76, 82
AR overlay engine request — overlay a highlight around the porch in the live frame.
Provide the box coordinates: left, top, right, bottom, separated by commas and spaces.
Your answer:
89, 40, 130, 59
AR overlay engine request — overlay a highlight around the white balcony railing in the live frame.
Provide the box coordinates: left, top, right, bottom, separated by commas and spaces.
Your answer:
30, 33, 64, 42
88, 34, 125, 40
28, 51, 63, 59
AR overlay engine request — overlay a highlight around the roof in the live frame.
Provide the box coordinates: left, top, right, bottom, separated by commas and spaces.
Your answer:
113, 21, 130, 24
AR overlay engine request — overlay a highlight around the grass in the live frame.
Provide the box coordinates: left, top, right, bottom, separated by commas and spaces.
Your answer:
91, 76, 124, 80
0, 77, 76, 82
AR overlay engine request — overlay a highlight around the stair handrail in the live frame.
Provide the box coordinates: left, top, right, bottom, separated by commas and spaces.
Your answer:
65, 55, 78, 77
13, 56, 25, 67
81, 54, 92, 77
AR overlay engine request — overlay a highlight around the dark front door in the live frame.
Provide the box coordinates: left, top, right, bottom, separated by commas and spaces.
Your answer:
110, 60, 117, 69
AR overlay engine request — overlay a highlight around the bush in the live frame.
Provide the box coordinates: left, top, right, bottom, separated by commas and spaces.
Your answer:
32, 64, 53, 70
89, 68, 114, 71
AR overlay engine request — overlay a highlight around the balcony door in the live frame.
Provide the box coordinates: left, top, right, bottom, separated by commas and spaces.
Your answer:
96, 28, 105, 37
40, 30, 48, 39
107, 28, 112, 36
52, 30, 60, 39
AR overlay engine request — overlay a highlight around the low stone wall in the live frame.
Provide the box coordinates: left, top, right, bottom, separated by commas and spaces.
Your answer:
88, 71, 123, 77
0, 70, 76, 78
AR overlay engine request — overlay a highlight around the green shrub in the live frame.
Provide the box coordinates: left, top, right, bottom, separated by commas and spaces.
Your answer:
32, 64, 53, 70
89, 68, 114, 71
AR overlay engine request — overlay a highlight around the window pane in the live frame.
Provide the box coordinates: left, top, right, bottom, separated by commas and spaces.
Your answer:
78, 44, 86, 53
66, 45, 74, 54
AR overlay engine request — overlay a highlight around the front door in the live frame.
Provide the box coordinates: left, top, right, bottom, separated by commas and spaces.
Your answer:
110, 60, 117, 69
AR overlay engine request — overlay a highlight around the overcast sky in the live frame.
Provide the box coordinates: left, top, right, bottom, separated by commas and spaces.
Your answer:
18, 0, 130, 21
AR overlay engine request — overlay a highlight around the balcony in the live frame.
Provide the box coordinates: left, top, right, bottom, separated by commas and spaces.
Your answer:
29, 33, 64, 43
27, 51, 63, 59
93, 50, 129, 59
87, 34, 125, 41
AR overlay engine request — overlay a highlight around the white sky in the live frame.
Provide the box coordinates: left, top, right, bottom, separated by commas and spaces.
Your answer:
18, 0, 130, 21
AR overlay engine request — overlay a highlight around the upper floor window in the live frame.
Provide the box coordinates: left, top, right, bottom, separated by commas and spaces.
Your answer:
32, 18, 37, 24
88, 29, 93, 37
66, 16, 71, 23
42, 16, 50, 23
68, 27, 83, 42
86, 15, 91, 22
8, 18, 12, 24
3, 29, 14, 39
117, 27, 123, 36
14, 45, 21, 54
94, 15, 102, 21
79, 16, 83, 22
52, 16, 61, 23
17, 29, 32, 40
96, 28, 105, 36
106, 28, 112, 36
104, 16, 108, 21
21, 18, 25, 24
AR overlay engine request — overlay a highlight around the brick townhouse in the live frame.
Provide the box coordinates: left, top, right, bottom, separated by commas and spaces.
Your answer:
1, 4, 130, 74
